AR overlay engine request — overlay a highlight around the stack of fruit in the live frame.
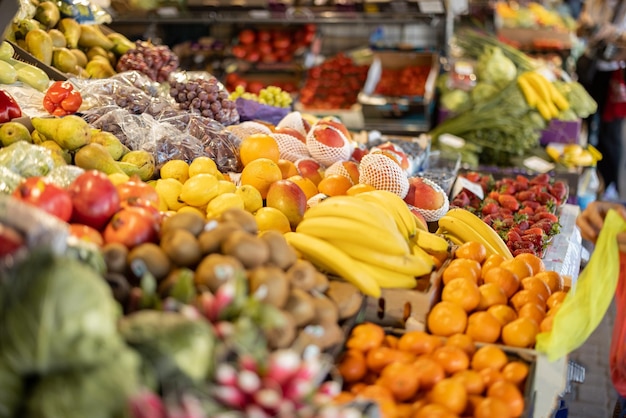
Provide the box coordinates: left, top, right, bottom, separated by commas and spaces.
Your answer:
231, 25, 316, 65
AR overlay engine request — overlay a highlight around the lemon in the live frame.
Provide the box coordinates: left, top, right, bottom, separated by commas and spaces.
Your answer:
217, 180, 237, 195
254, 207, 291, 234
189, 156, 219, 177
160, 159, 190, 183
235, 185, 263, 213
155, 178, 186, 211
206, 193, 244, 220
108, 172, 130, 186
179, 174, 219, 207
177, 205, 206, 218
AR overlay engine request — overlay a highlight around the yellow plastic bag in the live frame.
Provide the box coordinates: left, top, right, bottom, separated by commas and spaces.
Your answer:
535, 209, 626, 361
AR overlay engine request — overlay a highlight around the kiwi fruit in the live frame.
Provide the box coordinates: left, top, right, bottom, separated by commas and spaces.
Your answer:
104, 272, 131, 304
283, 288, 316, 326
194, 253, 245, 292
249, 265, 290, 309
311, 294, 340, 325
265, 310, 297, 349
220, 208, 258, 235
286, 259, 317, 291
313, 272, 330, 293
221, 229, 270, 269
261, 230, 298, 270
326, 280, 364, 320
127, 243, 172, 282
197, 220, 241, 255
102, 242, 129, 274
160, 228, 202, 267
161, 211, 206, 237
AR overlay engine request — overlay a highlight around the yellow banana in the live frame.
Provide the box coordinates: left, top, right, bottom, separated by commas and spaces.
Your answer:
354, 259, 418, 289
517, 75, 538, 108
440, 209, 513, 259
328, 239, 434, 277
442, 232, 465, 246
296, 216, 410, 256
411, 241, 434, 262
284, 232, 381, 297
353, 193, 411, 240
547, 81, 570, 111
437, 215, 501, 258
355, 190, 417, 240
303, 196, 397, 232
413, 229, 450, 255
522, 71, 551, 104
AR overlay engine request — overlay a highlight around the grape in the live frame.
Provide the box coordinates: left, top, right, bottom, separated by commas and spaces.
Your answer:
169, 77, 240, 126
116, 41, 180, 83
227, 84, 293, 109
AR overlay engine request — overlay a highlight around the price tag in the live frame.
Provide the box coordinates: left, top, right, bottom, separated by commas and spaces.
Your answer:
417, 0, 445, 13
451, 176, 484, 200
523, 156, 555, 173
439, 133, 466, 149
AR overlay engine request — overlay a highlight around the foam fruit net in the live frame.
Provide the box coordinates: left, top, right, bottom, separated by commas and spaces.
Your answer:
226, 121, 272, 141
325, 161, 357, 183
409, 177, 450, 222
272, 133, 310, 162
276, 111, 308, 137
359, 153, 409, 198
306, 124, 353, 168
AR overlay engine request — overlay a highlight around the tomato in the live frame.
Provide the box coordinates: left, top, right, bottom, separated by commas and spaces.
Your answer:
68, 223, 104, 246
116, 177, 159, 207
103, 207, 158, 248
69, 170, 121, 231
13, 176, 73, 222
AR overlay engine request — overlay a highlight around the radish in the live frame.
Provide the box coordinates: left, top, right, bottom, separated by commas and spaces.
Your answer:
213, 321, 235, 339
253, 387, 282, 410
128, 390, 165, 418
283, 377, 314, 403
212, 280, 236, 319
266, 349, 301, 385
215, 363, 238, 386
212, 385, 247, 409
238, 353, 259, 372
237, 369, 261, 394
196, 291, 215, 320
245, 405, 271, 418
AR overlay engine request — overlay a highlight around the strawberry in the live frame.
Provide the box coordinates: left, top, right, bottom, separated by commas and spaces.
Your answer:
536, 191, 557, 206
451, 191, 471, 208
516, 191, 536, 202
499, 183, 517, 195
507, 229, 522, 243
535, 212, 559, 223
513, 240, 536, 251
518, 206, 534, 216
549, 181, 568, 202
521, 200, 540, 210
530, 173, 551, 185
481, 202, 500, 216
513, 248, 537, 256
515, 175, 529, 190
488, 191, 501, 200
498, 195, 520, 211
464, 172, 482, 183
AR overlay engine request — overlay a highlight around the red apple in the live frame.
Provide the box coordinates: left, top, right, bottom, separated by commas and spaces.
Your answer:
248, 81, 265, 95
12, 177, 73, 222
408, 207, 428, 231
404, 177, 444, 211
231, 45, 247, 59
351, 146, 369, 162
295, 158, 323, 186
258, 30, 271, 42
341, 161, 360, 184
68, 223, 104, 246
266, 180, 307, 228
103, 207, 158, 248
373, 142, 410, 171
309, 124, 346, 148
317, 118, 352, 141
69, 170, 121, 231
275, 126, 307, 143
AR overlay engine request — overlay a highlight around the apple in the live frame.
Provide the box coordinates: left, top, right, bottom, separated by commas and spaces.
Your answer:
341, 161, 360, 184
232, 45, 247, 59
404, 177, 445, 211
408, 207, 429, 231
265, 180, 307, 228
69, 170, 121, 231
12, 177, 73, 222
248, 81, 265, 95
373, 142, 410, 171
68, 223, 104, 246
318, 118, 352, 141
295, 158, 323, 186
308, 124, 346, 148
351, 146, 369, 163
103, 207, 158, 248
274, 126, 307, 143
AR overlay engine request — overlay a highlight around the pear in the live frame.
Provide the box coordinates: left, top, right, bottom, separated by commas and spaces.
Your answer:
86, 46, 109, 61
0, 122, 32, 147
12, 19, 43, 39
90, 131, 130, 160
74, 143, 126, 175
0, 41, 14, 61
25, 29, 53, 65
69, 48, 88, 67
118, 150, 156, 181
34, 1, 61, 29
31, 130, 47, 145
48, 29, 67, 48
107, 33, 136, 56
52, 47, 78, 74
85, 59, 116, 79
40, 140, 71, 165
57, 18, 81, 49
78, 25, 114, 50
31, 115, 92, 151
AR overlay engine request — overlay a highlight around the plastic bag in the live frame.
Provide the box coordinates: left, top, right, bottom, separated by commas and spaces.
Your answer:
611, 252, 626, 396
535, 209, 626, 361
235, 98, 290, 126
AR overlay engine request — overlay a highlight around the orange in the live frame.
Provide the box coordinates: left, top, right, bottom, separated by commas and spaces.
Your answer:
337, 349, 367, 383
317, 174, 353, 197
547, 290, 568, 309
384, 334, 399, 349
514, 253, 545, 276
481, 254, 506, 280
427, 301, 468, 337
398, 330, 443, 356
346, 183, 376, 196
502, 361, 530, 387
277, 159, 298, 179
476, 283, 508, 311
534, 271, 565, 293
465, 395, 486, 417
366, 346, 406, 373
357, 384, 394, 402
520, 276, 552, 302
487, 304, 518, 326
487, 380, 525, 417
413, 356, 446, 390
431, 345, 470, 375
442, 258, 482, 285
240, 158, 282, 199
288, 175, 318, 200
465, 311, 502, 344
479, 368, 506, 388
517, 302, 546, 327
452, 369, 486, 395
540, 314, 554, 332
474, 397, 512, 418
445, 333, 476, 357
471, 345, 509, 372
501, 317, 539, 348
483, 267, 520, 298
455, 241, 487, 264
346, 322, 386, 352
239, 133, 280, 166
499, 258, 533, 281
428, 377, 468, 415
413, 403, 458, 418
509, 289, 546, 311
378, 362, 421, 402
441, 277, 481, 312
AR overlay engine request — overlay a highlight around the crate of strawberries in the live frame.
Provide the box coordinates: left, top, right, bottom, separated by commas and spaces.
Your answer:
449, 171, 569, 258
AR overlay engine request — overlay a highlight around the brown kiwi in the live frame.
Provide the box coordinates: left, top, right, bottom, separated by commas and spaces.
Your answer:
325, 280, 364, 320
197, 220, 241, 255
285, 259, 317, 291
161, 211, 206, 237
261, 230, 298, 270
283, 288, 316, 326
311, 294, 340, 325
160, 228, 202, 267
265, 310, 297, 349
102, 242, 129, 274
312, 272, 330, 293
220, 207, 258, 234
292, 322, 344, 352
127, 243, 172, 282
248, 265, 290, 309
194, 253, 245, 292
221, 229, 270, 269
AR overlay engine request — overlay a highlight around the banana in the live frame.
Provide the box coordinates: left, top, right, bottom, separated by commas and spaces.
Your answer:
349, 259, 418, 289
438, 212, 513, 260
445, 208, 514, 259
303, 196, 397, 232
442, 232, 465, 247
296, 216, 410, 256
353, 192, 411, 240
284, 232, 381, 297
328, 239, 434, 277
365, 190, 418, 240
411, 241, 434, 262
413, 229, 450, 255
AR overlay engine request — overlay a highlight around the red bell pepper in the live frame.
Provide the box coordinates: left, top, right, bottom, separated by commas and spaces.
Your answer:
0, 90, 22, 123
43, 81, 83, 117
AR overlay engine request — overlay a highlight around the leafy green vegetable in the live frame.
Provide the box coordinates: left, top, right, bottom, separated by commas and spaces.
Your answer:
470, 82, 500, 103
0, 142, 55, 178
0, 356, 22, 418
475, 46, 518, 88
440, 90, 471, 112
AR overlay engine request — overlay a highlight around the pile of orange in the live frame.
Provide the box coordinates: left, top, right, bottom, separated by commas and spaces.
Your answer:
335, 322, 530, 418
428, 242, 569, 348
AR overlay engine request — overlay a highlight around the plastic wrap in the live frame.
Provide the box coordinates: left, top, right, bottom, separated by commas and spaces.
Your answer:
108, 71, 164, 97
57, 0, 112, 24
0, 167, 24, 195
45, 165, 85, 189
0, 142, 56, 178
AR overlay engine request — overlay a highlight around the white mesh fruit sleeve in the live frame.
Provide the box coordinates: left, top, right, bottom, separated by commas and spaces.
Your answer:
359, 153, 410, 198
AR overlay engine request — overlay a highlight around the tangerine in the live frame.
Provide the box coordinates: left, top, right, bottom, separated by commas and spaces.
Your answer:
455, 241, 487, 264
452, 369, 486, 395
517, 302, 546, 327
547, 290, 568, 309
428, 377, 468, 415
442, 258, 482, 285
445, 333, 476, 357
487, 380, 525, 417
479, 368, 506, 388
540, 314, 554, 332
431, 345, 471, 375
466, 311, 502, 344
534, 271, 565, 293
413, 356, 446, 390
476, 283, 508, 311
288, 175, 318, 201
346, 322, 386, 352
501, 317, 539, 348
239, 133, 280, 166
510, 289, 547, 311
481, 254, 506, 280
500, 258, 533, 281
465, 395, 486, 417
514, 253, 545, 276
337, 349, 367, 383
378, 362, 421, 402
427, 301, 468, 337
413, 403, 459, 418
277, 159, 298, 178
398, 330, 443, 356
520, 276, 552, 302
332, 391, 355, 404
318, 174, 353, 197
502, 361, 530, 387
471, 345, 509, 372
441, 277, 481, 312
483, 266, 520, 298
487, 304, 518, 326
474, 396, 512, 418
384, 334, 399, 349
240, 158, 282, 199
367, 346, 415, 373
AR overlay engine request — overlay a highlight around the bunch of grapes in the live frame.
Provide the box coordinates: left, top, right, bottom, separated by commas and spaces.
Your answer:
116, 40, 180, 83
169, 77, 240, 126
229, 85, 293, 108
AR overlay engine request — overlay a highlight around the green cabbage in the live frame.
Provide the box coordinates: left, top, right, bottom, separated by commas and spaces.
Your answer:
440, 90, 470, 112
475, 46, 518, 88
470, 82, 500, 103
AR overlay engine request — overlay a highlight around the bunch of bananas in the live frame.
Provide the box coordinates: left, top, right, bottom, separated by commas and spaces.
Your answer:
546, 143, 603, 168
436, 208, 514, 259
284, 191, 450, 298
517, 71, 570, 121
